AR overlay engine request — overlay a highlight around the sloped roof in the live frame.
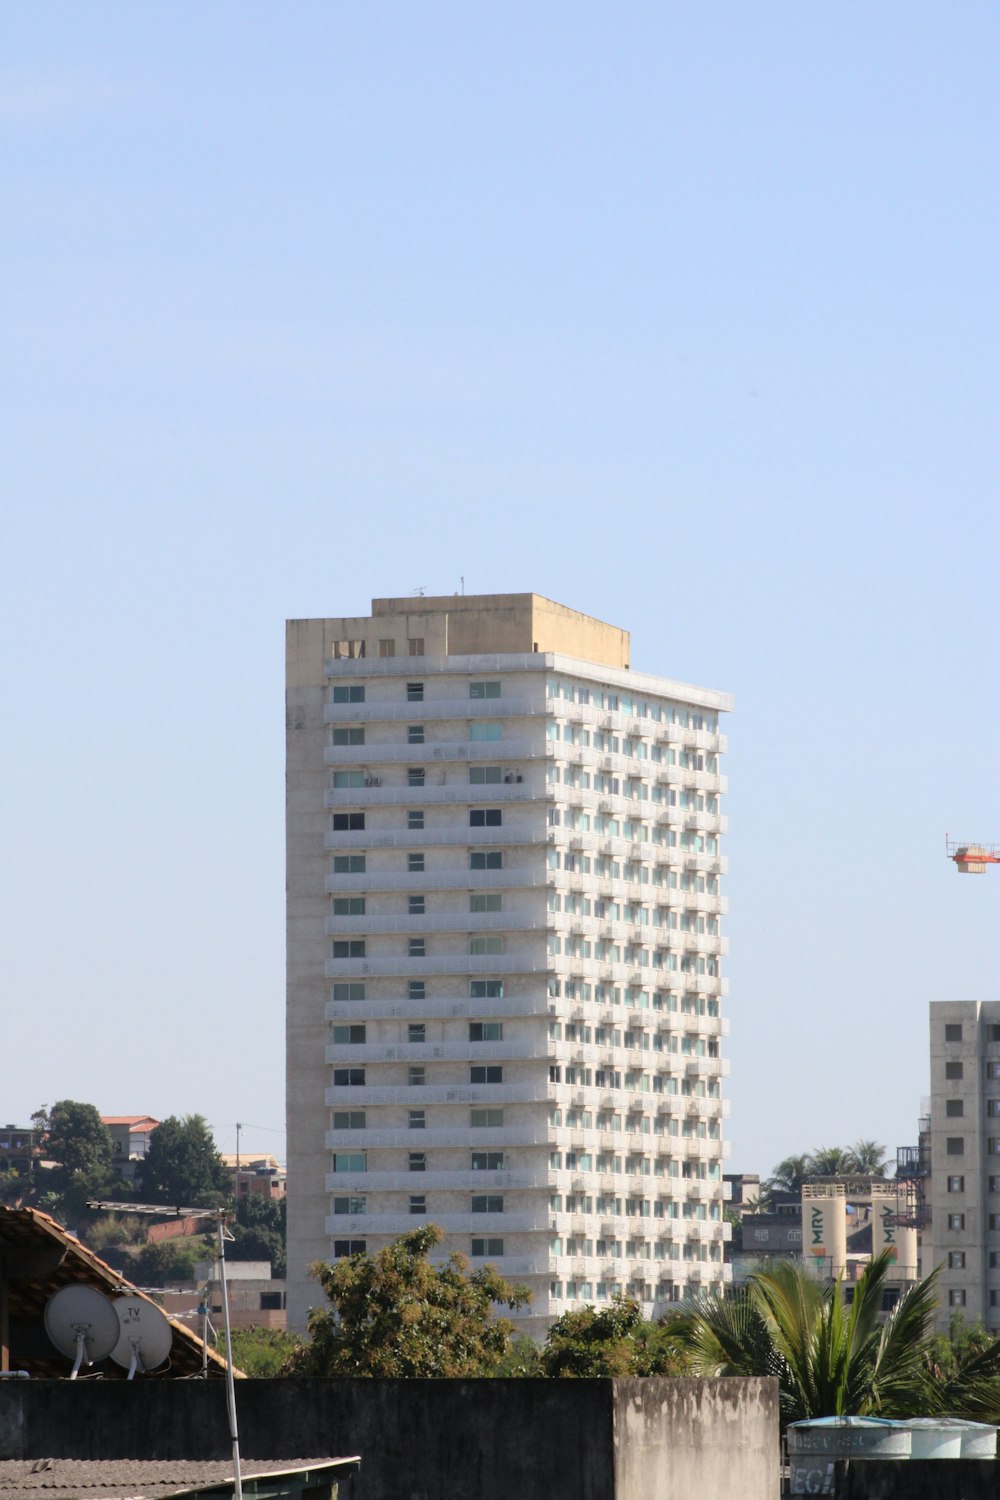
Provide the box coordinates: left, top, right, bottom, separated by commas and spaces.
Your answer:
0, 1206, 231, 1379
0, 1457, 360, 1499
102, 1116, 160, 1130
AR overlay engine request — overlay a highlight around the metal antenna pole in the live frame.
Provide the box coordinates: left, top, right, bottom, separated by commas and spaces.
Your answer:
216, 1213, 242, 1499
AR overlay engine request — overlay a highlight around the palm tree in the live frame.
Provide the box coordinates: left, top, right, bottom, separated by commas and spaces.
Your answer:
845, 1140, 890, 1177
669, 1252, 940, 1429
767, 1155, 813, 1197
808, 1146, 853, 1177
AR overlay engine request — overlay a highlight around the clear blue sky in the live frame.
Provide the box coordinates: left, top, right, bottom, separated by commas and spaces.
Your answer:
2, 3, 997, 1174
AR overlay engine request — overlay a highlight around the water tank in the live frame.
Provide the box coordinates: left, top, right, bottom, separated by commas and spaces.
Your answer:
902, 1419, 963, 1459
787, 1417, 911, 1462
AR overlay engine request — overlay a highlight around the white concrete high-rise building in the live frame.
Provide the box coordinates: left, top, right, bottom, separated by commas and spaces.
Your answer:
286, 594, 733, 1333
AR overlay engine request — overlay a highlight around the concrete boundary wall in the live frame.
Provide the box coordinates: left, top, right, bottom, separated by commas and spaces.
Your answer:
0, 1377, 778, 1500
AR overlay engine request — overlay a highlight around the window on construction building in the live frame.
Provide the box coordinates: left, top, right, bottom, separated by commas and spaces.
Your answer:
409, 1195, 426, 1215
408, 1024, 426, 1043
408, 894, 426, 915
408, 639, 425, 657
407, 724, 425, 744
406, 681, 424, 701
332, 940, 365, 959
331, 1025, 366, 1044
949, 1252, 966, 1269
946, 1100, 964, 1117
945, 1060, 963, 1079
408, 852, 425, 873
378, 639, 395, 657
408, 937, 426, 958
948, 1176, 965, 1192
408, 1153, 426, 1172
407, 810, 424, 831
408, 979, 425, 1000
946, 1137, 965, 1156
408, 767, 425, 787
948, 1213, 965, 1230
949, 1290, 967, 1307
945, 1024, 963, 1042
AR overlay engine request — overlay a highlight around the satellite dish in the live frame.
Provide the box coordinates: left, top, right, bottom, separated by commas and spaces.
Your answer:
110, 1296, 173, 1378
44, 1285, 120, 1378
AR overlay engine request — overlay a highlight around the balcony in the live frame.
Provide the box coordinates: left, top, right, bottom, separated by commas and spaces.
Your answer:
325, 868, 541, 894
325, 953, 546, 979
324, 1082, 550, 1107
326, 1041, 542, 1064
325, 912, 548, 936
326, 995, 550, 1022
324, 737, 542, 765
324, 697, 543, 724
326, 1124, 545, 1150
325, 826, 542, 850
325, 1211, 549, 1236
321, 1170, 549, 1192
324, 782, 536, 809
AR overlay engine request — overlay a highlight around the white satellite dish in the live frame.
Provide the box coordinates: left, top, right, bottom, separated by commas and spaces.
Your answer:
110, 1296, 173, 1378
44, 1285, 120, 1379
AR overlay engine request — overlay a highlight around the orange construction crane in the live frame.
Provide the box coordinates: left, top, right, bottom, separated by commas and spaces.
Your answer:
947, 836, 1000, 874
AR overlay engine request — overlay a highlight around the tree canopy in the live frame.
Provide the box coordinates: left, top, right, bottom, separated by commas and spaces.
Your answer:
229, 1193, 286, 1277
43, 1101, 113, 1175
140, 1115, 230, 1206
540, 1294, 686, 1377
287, 1224, 530, 1377
763, 1142, 892, 1204
668, 1251, 1000, 1429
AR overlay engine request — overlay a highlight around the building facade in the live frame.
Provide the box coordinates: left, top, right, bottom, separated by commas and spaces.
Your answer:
927, 1000, 1000, 1331
286, 594, 732, 1333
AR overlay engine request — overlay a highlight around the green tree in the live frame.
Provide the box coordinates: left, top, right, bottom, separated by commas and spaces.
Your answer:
223, 1327, 303, 1377
0, 1169, 28, 1206
807, 1146, 854, 1177
129, 1236, 208, 1287
670, 1251, 943, 1429
766, 1155, 813, 1197
44, 1101, 113, 1174
229, 1194, 286, 1277
287, 1225, 530, 1376
140, 1116, 231, 1207
541, 1294, 687, 1377
845, 1140, 890, 1177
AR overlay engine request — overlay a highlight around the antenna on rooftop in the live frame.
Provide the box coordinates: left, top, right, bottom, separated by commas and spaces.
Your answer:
411, 586, 426, 596
44, 1285, 120, 1379
110, 1296, 173, 1379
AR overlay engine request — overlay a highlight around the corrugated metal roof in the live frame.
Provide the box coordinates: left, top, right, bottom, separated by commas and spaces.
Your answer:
0, 1207, 231, 1379
0, 1457, 360, 1498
